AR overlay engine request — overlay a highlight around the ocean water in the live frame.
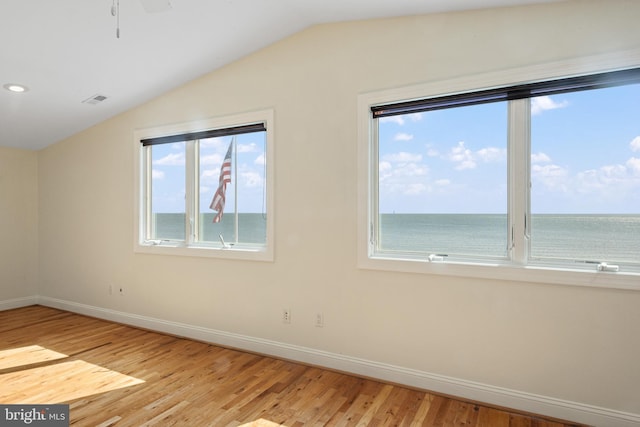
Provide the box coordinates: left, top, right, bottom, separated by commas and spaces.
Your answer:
379, 214, 508, 257
379, 214, 640, 264
151, 213, 639, 264
152, 213, 267, 244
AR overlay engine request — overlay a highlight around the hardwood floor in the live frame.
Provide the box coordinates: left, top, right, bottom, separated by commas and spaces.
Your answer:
0, 306, 584, 426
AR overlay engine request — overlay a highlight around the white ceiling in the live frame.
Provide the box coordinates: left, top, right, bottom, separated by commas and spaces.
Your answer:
0, 0, 562, 151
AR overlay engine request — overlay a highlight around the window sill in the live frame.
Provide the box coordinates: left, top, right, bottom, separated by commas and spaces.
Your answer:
135, 241, 273, 262
359, 254, 640, 291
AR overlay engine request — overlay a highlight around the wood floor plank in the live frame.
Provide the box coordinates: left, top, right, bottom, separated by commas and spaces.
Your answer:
0, 306, 587, 426
410, 393, 436, 426
478, 406, 511, 427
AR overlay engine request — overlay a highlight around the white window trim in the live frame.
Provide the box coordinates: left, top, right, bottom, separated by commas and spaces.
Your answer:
134, 109, 275, 262
357, 49, 640, 291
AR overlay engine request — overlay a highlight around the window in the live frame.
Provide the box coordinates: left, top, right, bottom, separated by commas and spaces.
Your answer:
135, 110, 274, 261
358, 58, 640, 289
375, 101, 508, 261
529, 86, 640, 269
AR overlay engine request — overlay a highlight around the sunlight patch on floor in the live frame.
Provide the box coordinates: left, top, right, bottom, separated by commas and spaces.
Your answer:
0, 359, 145, 403
0, 345, 68, 370
239, 419, 287, 427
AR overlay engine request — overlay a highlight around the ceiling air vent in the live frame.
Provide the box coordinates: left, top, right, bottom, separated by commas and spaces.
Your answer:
82, 94, 108, 105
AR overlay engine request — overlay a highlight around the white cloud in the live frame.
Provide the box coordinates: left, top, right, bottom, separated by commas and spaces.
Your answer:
200, 136, 229, 153
378, 161, 393, 182
241, 171, 263, 187
378, 158, 428, 197
379, 116, 405, 125
630, 136, 640, 152
237, 143, 258, 153
426, 148, 439, 157
576, 165, 628, 193
404, 183, 427, 195
448, 141, 476, 170
446, 142, 506, 170
435, 179, 450, 186
533, 157, 640, 200
379, 161, 392, 173
379, 113, 423, 126
254, 153, 266, 166
152, 169, 165, 180
455, 161, 476, 171
476, 147, 506, 163
626, 157, 640, 175
383, 152, 423, 163
397, 163, 428, 177
200, 153, 223, 166
531, 152, 551, 163
199, 138, 225, 149
600, 164, 627, 178
531, 163, 569, 191
531, 96, 569, 115
532, 164, 568, 178
394, 133, 414, 141
153, 152, 185, 166
200, 169, 218, 186
380, 162, 428, 179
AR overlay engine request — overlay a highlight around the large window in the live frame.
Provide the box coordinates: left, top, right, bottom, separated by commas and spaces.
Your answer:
135, 110, 274, 260
359, 61, 640, 288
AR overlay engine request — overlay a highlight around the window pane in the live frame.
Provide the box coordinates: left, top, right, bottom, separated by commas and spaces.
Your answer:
149, 142, 186, 240
376, 102, 508, 258
198, 131, 267, 245
530, 85, 640, 266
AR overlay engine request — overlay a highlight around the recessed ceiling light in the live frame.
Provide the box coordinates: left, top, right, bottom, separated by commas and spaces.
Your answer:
3, 83, 29, 93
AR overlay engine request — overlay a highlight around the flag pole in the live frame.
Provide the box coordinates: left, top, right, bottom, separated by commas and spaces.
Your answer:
233, 136, 239, 243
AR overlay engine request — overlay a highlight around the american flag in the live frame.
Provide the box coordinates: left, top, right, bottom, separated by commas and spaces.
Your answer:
210, 139, 233, 223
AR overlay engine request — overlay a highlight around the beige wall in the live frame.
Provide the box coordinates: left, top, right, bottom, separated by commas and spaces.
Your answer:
0, 147, 38, 301
36, 0, 640, 418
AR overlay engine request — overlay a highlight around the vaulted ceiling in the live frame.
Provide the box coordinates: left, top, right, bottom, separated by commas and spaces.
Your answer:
0, 0, 562, 150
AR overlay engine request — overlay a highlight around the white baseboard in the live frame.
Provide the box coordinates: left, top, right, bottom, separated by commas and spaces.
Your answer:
35, 296, 640, 427
0, 296, 39, 311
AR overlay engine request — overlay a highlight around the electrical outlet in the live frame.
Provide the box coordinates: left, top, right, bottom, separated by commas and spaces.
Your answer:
282, 308, 291, 324
315, 312, 324, 328
109, 285, 113, 295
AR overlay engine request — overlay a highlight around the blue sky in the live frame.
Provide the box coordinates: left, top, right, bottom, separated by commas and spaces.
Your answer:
149, 84, 640, 216
150, 133, 266, 214
378, 84, 640, 214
